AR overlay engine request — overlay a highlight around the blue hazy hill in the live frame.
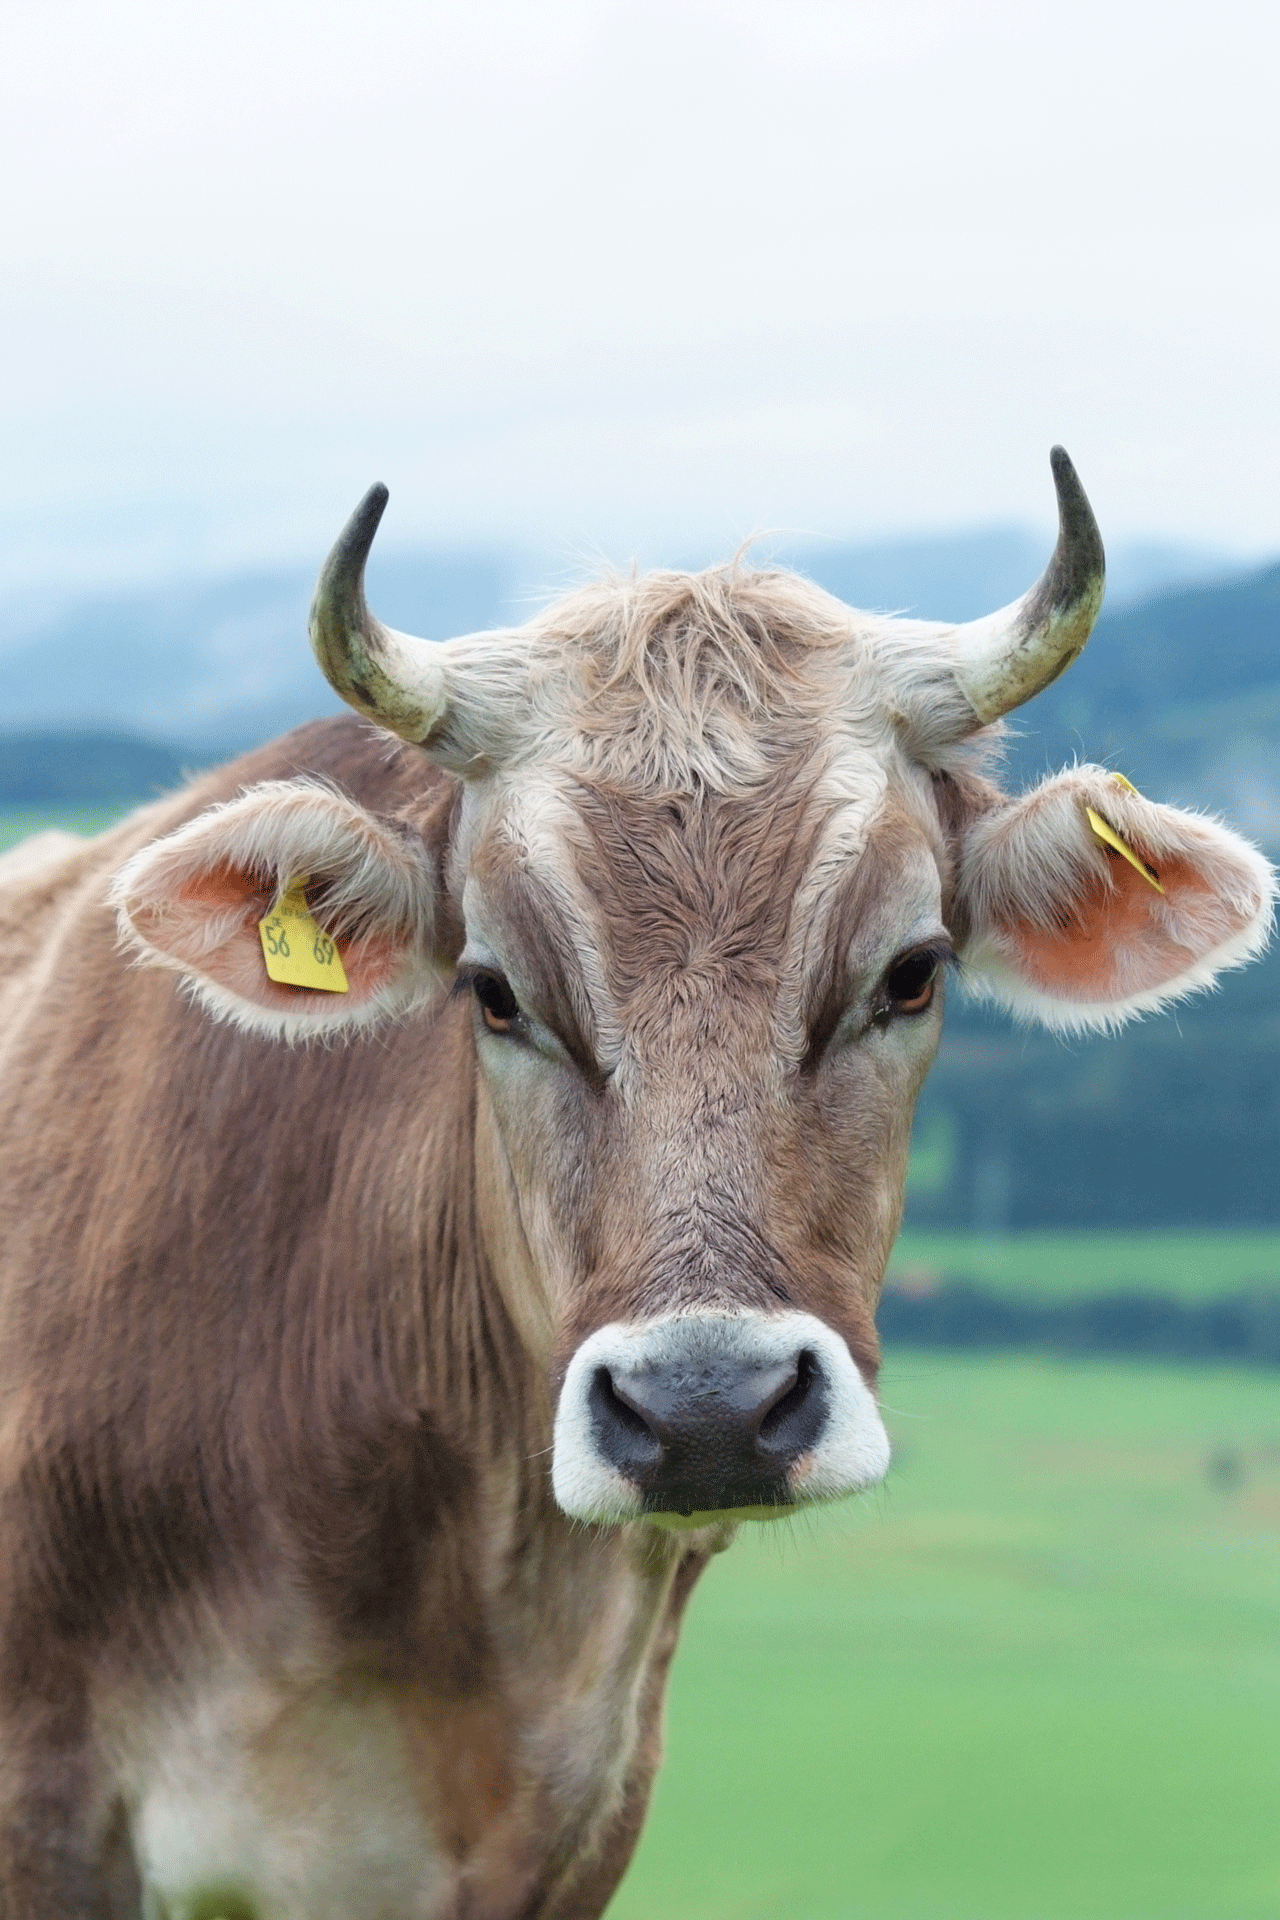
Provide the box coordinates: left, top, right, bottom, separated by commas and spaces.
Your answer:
0, 547, 523, 758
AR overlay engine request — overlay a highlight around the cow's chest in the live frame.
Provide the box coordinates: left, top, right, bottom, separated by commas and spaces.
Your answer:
121, 1554, 676, 1920
133, 1680, 455, 1919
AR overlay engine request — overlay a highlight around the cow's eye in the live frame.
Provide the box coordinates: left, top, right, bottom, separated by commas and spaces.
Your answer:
884, 948, 941, 1016
472, 970, 520, 1033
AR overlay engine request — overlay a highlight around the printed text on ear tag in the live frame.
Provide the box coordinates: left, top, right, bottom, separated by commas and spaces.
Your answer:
258, 879, 350, 992
1085, 806, 1164, 893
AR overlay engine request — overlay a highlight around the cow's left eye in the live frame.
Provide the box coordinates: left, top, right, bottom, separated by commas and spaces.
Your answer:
884, 948, 941, 1016
472, 970, 520, 1033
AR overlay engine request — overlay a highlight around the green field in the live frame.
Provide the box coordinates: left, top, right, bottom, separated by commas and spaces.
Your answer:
0, 802, 132, 852
888, 1230, 1280, 1303
612, 1353, 1280, 1920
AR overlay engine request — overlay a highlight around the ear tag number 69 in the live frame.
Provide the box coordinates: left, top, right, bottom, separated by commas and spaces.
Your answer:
258, 877, 350, 992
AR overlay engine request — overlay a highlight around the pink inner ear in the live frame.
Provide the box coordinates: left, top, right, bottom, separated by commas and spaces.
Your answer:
1004, 853, 1237, 1001
177, 864, 271, 914
132, 861, 402, 1013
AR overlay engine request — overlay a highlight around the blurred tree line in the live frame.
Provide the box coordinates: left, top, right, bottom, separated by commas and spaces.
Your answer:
0, 731, 189, 805
907, 946, 1280, 1229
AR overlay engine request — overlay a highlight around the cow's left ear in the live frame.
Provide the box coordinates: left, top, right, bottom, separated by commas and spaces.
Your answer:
956, 766, 1276, 1031
112, 780, 447, 1040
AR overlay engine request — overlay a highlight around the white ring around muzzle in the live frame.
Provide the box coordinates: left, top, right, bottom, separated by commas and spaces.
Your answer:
551, 1310, 891, 1527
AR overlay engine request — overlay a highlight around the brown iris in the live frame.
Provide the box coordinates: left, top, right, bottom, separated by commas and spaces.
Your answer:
884, 949, 942, 1016
472, 970, 520, 1034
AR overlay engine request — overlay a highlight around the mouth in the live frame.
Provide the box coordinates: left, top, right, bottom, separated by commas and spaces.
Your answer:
643, 1503, 796, 1531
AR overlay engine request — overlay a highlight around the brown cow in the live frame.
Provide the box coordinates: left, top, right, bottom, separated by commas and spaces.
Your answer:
0, 451, 1271, 1917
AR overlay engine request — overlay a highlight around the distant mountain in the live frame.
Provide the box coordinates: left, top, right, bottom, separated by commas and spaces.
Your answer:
0, 548, 523, 756
907, 940, 1280, 1232
790, 530, 1240, 624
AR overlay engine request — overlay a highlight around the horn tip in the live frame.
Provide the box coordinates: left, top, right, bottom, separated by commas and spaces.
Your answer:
348, 481, 391, 545
1046, 444, 1105, 589
1048, 445, 1087, 514
316, 485, 391, 600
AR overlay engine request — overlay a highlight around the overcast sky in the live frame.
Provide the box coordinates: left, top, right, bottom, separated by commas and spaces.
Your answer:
3, 0, 1279, 592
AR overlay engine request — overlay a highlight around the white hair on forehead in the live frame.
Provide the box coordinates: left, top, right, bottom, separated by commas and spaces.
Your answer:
492, 560, 997, 795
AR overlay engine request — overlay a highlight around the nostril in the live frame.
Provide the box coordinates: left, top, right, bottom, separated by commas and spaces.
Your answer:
757, 1349, 826, 1461
588, 1366, 664, 1473
757, 1354, 807, 1436
594, 1367, 657, 1441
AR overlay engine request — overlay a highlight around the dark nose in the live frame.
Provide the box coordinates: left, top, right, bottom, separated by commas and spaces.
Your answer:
588, 1350, 828, 1515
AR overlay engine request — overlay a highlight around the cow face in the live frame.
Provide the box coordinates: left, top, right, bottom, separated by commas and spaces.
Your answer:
448, 763, 946, 1522
114, 456, 1276, 1528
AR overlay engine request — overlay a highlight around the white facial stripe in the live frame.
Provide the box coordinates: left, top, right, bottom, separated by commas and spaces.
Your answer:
552, 1311, 890, 1526
776, 773, 947, 1060
783, 761, 887, 1011
460, 778, 623, 1073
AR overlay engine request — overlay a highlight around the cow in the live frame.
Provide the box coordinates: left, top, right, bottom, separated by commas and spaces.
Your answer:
0, 449, 1271, 1918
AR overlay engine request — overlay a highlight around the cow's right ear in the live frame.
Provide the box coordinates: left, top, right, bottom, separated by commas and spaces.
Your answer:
111, 780, 446, 1040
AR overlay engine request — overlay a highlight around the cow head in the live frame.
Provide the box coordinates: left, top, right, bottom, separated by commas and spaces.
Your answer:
113, 452, 1275, 1529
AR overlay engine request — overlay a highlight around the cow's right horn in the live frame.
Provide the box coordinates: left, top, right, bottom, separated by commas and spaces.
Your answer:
309, 484, 450, 745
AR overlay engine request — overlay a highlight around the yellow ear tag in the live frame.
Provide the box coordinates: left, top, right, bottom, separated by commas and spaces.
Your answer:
258, 877, 350, 992
1085, 805, 1164, 893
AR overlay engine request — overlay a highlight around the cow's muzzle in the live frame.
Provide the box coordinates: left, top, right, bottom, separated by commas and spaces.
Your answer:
551, 1311, 891, 1526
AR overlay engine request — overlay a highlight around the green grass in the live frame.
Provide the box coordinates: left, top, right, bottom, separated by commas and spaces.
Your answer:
889, 1229, 1280, 1302
611, 1353, 1280, 1920
0, 802, 133, 852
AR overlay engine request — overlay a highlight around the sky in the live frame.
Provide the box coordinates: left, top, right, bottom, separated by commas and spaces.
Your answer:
3, 0, 1280, 594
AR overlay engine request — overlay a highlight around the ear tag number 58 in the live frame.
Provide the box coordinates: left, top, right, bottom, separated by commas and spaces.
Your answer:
258, 878, 349, 992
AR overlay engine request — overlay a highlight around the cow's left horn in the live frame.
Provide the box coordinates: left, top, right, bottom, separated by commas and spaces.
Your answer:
950, 446, 1106, 724
309, 484, 448, 744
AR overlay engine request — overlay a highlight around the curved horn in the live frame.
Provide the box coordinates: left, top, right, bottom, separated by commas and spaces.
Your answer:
308, 484, 447, 743
951, 446, 1106, 724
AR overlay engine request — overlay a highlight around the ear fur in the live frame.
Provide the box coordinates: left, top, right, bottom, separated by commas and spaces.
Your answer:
957, 765, 1276, 1032
111, 780, 445, 1040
